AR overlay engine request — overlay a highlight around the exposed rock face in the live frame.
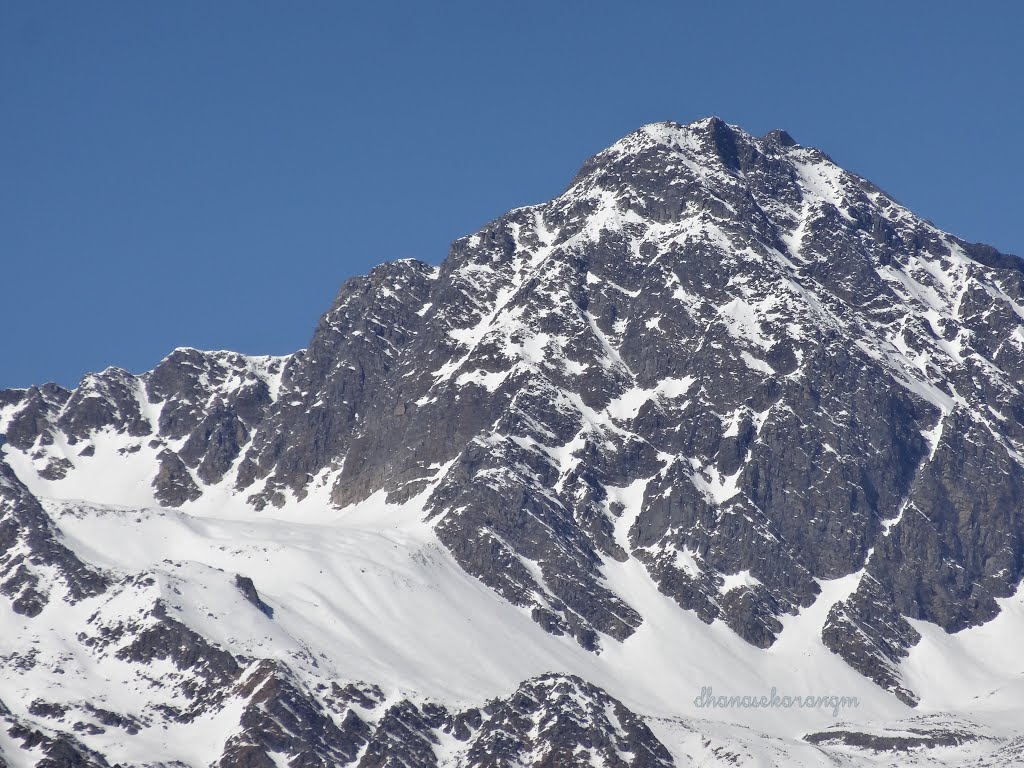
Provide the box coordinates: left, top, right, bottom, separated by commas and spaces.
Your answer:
240, 260, 438, 509
3, 117, 1024, 765
215, 672, 674, 768
3, 383, 70, 451
234, 574, 274, 618
58, 368, 152, 443
1, 696, 112, 768
218, 660, 373, 768
0, 459, 108, 617
463, 675, 674, 768
803, 714, 992, 752
821, 574, 922, 705
153, 449, 203, 507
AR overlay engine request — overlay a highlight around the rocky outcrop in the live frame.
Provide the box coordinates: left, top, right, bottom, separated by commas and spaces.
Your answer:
0, 459, 108, 616
462, 674, 675, 768
2, 383, 70, 451
218, 661, 373, 768
216, 672, 675, 768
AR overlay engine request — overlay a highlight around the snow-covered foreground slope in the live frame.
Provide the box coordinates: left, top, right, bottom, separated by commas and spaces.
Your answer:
4, 117, 1024, 766
4, 484, 1024, 766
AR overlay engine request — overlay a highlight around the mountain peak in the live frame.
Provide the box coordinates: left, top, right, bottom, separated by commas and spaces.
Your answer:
4, 119, 1024, 767
568, 116, 809, 201
762, 127, 797, 147
599, 116, 751, 156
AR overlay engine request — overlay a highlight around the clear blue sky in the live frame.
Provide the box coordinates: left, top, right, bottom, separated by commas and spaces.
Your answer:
2, 1, 1021, 389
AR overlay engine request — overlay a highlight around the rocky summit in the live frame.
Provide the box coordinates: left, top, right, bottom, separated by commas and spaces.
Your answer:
2, 117, 1024, 767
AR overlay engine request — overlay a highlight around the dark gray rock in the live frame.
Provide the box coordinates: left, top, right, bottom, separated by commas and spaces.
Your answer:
429, 429, 642, 650
78, 589, 242, 714
152, 449, 202, 507
1, 696, 110, 768
326, 681, 385, 712
821, 576, 922, 706
356, 700, 441, 768
146, 348, 281, 489
219, 660, 372, 768
461, 674, 674, 768
0, 460, 108, 616
3, 383, 69, 450
234, 574, 273, 618
804, 719, 983, 751
238, 260, 438, 509
37, 456, 73, 481
57, 368, 151, 442
28, 700, 70, 720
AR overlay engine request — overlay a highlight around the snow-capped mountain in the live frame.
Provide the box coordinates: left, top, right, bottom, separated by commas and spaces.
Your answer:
3, 117, 1024, 767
